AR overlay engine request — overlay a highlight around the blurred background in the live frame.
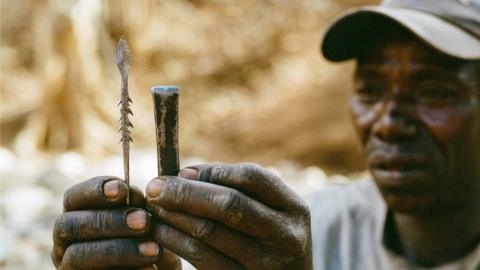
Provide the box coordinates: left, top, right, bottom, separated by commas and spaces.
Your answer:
1, 0, 378, 269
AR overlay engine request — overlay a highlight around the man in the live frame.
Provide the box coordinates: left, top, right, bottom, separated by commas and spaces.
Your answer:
52, 0, 480, 269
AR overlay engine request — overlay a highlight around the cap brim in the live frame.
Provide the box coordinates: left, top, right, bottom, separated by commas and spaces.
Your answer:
321, 6, 480, 62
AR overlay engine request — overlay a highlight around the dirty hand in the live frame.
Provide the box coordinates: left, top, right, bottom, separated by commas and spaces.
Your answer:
52, 176, 182, 270
146, 163, 312, 270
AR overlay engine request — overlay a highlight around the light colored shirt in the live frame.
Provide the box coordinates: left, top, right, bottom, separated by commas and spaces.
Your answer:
307, 178, 480, 270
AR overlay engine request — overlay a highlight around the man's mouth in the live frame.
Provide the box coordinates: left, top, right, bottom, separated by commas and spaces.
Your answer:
371, 155, 428, 171
368, 153, 432, 190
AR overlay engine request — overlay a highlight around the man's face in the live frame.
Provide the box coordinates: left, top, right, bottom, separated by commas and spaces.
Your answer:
351, 35, 480, 215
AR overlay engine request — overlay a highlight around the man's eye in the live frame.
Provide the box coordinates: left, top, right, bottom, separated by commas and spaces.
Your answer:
355, 84, 384, 103
415, 83, 461, 104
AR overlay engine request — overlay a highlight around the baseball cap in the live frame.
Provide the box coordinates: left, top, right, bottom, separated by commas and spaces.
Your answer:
321, 0, 480, 61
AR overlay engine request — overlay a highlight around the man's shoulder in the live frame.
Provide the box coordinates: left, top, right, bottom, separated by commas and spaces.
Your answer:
307, 177, 383, 221
306, 177, 386, 243
307, 177, 387, 269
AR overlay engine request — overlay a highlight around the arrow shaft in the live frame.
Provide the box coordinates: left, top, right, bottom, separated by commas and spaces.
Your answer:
116, 36, 132, 205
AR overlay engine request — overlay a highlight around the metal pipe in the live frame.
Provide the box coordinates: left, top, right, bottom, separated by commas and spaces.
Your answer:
151, 86, 180, 176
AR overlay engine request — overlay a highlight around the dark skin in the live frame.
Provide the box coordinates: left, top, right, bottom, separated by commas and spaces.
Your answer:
52, 176, 182, 270
352, 33, 480, 266
52, 166, 311, 270
146, 163, 312, 270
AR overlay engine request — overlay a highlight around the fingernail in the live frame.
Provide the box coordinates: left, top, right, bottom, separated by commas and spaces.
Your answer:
139, 241, 159, 257
103, 180, 120, 199
179, 168, 199, 180
126, 210, 147, 231
147, 180, 166, 198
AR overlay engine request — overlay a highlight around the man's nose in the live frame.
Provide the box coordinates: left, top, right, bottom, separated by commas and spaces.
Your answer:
372, 99, 417, 142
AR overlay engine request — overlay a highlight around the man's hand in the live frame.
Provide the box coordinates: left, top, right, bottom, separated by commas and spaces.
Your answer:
146, 163, 312, 270
52, 176, 182, 270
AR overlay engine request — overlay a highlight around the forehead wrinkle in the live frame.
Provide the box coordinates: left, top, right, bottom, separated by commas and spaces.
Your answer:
357, 40, 469, 84
357, 42, 415, 86
375, 42, 431, 70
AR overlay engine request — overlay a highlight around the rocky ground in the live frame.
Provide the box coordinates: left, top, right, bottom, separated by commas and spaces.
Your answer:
0, 147, 353, 269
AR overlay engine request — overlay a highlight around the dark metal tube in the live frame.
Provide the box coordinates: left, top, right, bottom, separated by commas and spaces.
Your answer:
151, 86, 180, 176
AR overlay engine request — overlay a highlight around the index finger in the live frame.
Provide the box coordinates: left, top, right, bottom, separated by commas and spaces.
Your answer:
182, 163, 306, 212
63, 176, 145, 211
147, 176, 287, 240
